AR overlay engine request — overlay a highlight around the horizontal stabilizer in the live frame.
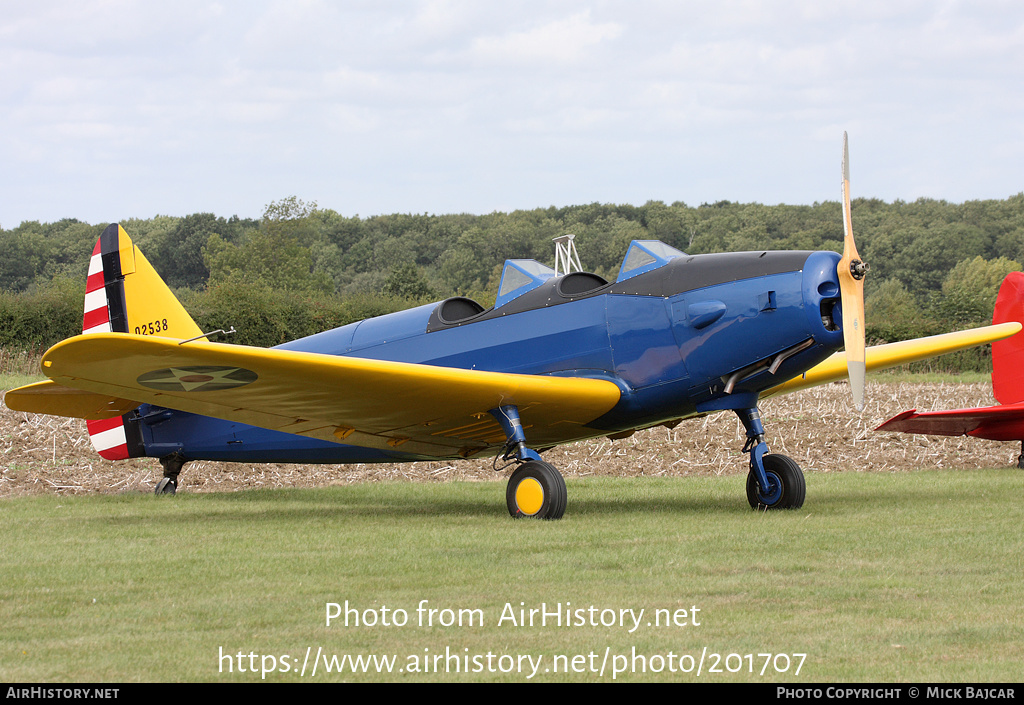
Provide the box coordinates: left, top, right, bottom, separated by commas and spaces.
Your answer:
4, 380, 139, 420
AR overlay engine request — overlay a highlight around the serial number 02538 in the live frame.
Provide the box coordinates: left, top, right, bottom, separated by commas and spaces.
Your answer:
135, 319, 169, 335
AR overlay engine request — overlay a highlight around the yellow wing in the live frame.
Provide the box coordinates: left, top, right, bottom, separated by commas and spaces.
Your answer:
12, 333, 622, 459
762, 322, 1022, 398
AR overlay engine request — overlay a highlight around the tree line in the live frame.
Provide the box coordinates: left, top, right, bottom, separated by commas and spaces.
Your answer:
2, 194, 1023, 369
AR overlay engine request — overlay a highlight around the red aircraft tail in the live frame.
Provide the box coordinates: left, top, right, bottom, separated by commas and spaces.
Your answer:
992, 271, 1024, 405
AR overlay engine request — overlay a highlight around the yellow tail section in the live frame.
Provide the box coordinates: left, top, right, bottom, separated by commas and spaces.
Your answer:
84, 223, 205, 341
121, 233, 205, 340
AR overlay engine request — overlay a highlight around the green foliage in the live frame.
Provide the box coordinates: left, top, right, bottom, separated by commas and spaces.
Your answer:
145, 213, 257, 289
185, 279, 416, 348
0, 275, 83, 348
866, 278, 941, 343
204, 197, 331, 294
0, 220, 105, 291
936, 255, 1022, 326
382, 263, 435, 299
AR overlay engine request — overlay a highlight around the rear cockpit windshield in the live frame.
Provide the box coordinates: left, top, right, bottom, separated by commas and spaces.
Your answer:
494, 259, 556, 308
616, 240, 686, 283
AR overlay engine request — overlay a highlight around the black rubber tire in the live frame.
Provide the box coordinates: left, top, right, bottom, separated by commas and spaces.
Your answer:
746, 453, 805, 510
154, 477, 177, 495
506, 460, 567, 520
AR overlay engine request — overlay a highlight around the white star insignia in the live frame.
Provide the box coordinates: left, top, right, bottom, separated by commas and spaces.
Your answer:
137, 366, 258, 392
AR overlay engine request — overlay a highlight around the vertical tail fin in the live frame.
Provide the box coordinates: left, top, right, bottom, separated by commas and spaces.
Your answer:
83, 223, 205, 339
992, 271, 1024, 405
83, 223, 204, 459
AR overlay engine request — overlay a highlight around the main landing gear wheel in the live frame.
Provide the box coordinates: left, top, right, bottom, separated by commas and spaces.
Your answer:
746, 453, 805, 511
506, 460, 567, 520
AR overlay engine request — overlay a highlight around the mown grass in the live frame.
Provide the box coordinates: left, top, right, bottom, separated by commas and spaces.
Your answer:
1, 373, 44, 391
2, 471, 1022, 683
0, 347, 45, 391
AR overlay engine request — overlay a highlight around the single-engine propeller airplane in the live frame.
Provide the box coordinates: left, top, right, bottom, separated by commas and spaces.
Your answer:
876, 271, 1024, 468
5, 134, 1020, 518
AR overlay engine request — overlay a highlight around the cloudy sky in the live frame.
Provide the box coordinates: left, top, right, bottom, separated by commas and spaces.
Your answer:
2, 1, 1023, 227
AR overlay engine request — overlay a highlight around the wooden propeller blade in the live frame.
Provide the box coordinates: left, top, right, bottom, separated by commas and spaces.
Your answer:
838, 132, 867, 411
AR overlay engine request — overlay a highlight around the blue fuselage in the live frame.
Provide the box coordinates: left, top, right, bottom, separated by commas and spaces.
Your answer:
134, 249, 845, 463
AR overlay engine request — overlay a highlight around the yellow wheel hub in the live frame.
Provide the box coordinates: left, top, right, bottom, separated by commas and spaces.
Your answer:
514, 477, 545, 516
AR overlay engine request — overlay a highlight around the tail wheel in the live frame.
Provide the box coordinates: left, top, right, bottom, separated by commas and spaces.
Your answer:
156, 454, 186, 495
747, 453, 805, 510
506, 460, 567, 520
154, 477, 177, 495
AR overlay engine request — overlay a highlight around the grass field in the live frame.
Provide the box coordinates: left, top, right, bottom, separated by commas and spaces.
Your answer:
2, 470, 1022, 683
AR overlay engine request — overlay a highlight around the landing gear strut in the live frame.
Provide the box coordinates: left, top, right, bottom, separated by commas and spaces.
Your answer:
1017, 442, 1024, 470
737, 407, 805, 510
155, 453, 187, 495
491, 405, 566, 520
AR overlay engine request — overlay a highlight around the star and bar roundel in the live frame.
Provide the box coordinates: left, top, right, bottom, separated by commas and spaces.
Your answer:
137, 366, 258, 392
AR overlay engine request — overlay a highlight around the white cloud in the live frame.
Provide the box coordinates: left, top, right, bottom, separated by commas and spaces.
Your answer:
1, 1, 1024, 225
467, 11, 623, 67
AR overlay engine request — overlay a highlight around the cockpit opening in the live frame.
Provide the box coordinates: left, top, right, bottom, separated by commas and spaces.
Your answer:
435, 297, 486, 324
557, 272, 608, 296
